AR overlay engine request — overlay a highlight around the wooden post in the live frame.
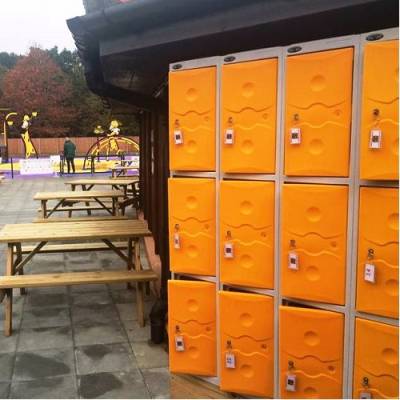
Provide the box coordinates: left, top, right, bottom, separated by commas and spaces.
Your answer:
134, 240, 145, 327
127, 238, 133, 290
4, 244, 14, 336
15, 243, 26, 295
41, 200, 47, 219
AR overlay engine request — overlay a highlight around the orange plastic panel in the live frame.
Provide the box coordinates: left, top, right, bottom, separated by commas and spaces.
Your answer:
281, 184, 348, 304
219, 291, 274, 397
280, 306, 344, 399
353, 318, 399, 399
356, 187, 399, 318
360, 40, 399, 180
221, 58, 277, 173
220, 180, 274, 289
284, 48, 353, 176
168, 178, 215, 276
168, 280, 216, 376
169, 67, 216, 171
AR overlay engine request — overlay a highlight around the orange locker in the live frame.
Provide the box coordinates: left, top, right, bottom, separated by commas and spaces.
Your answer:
168, 178, 215, 276
168, 280, 217, 376
281, 184, 348, 305
220, 180, 274, 288
169, 67, 216, 171
219, 291, 274, 397
353, 318, 399, 399
284, 48, 353, 176
360, 40, 399, 180
356, 187, 399, 318
221, 58, 278, 173
280, 306, 344, 399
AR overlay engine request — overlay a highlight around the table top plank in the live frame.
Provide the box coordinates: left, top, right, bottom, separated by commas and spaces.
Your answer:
65, 178, 138, 186
111, 166, 139, 171
0, 219, 151, 243
34, 190, 125, 201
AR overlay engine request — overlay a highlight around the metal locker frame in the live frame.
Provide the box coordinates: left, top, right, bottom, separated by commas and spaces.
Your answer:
347, 27, 399, 398
167, 27, 399, 399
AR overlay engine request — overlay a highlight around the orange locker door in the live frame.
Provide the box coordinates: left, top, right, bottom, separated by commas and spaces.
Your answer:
353, 318, 399, 399
221, 58, 277, 173
279, 306, 344, 399
169, 67, 216, 171
281, 184, 348, 304
360, 40, 399, 180
168, 280, 216, 376
356, 187, 399, 318
168, 178, 216, 276
220, 180, 274, 288
219, 291, 274, 397
284, 48, 353, 176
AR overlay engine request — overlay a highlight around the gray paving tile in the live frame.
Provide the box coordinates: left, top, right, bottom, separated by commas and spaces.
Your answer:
72, 291, 113, 306
110, 289, 136, 304
21, 307, 70, 329
0, 353, 15, 382
18, 325, 73, 351
78, 371, 149, 399
116, 301, 153, 321
72, 304, 119, 325
74, 322, 127, 346
71, 284, 108, 293
0, 329, 19, 354
75, 343, 137, 375
24, 292, 69, 310
130, 342, 168, 369
13, 348, 74, 381
122, 320, 151, 343
10, 376, 78, 399
142, 367, 170, 399
0, 382, 10, 398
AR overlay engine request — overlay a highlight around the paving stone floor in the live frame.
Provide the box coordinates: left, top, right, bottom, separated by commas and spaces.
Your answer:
0, 176, 170, 399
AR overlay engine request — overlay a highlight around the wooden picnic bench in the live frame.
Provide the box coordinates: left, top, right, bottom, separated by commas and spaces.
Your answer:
34, 190, 125, 219
65, 178, 138, 197
0, 219, 156, 336
111, 165, 139, 178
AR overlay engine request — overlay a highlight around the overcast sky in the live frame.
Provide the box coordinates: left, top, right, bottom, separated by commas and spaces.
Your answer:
0, 0, 85, 55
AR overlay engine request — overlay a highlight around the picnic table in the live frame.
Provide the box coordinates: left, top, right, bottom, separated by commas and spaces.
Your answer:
0, 219, 157, 336
65, 178, 138, 197
111, 165, 139, 178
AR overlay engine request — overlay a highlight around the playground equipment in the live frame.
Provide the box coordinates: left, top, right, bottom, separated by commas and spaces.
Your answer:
83, 120, 139, 169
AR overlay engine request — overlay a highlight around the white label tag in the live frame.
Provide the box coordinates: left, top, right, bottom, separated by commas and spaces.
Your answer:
173, 233, 181, 249
360, 391, 372, 399
364, 263, 375, 283
224, 242, 234, 259
286, 374, 296, 392
290, 128, 301, 144
174, 129, 183, 145
225, 352, 236, 369
369, 129, 382, 149
175, 335, 185, 352
288, 252, 299, 270
224, 128, 234, 145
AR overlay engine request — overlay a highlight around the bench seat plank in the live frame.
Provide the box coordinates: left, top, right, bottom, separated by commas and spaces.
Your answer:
33, 216, 129, 223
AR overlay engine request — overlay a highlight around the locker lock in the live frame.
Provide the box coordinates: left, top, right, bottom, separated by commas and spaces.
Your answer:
288, 360, 295, 371
224, 117, 235, 145
290, 239, 296, 249
224, 231, 234, 259
174, 224, 180, 232
226, 340, 233, 350
173, 225, 181, 249
175, 325, 181, 333
174, 119, 180, 128
293, 114, 300, 122
173, 119, 183, 145
367, 249, 374, 260
227, 117, 234, 126
372, 109, 380, 118
362, 377, 369, 388
226, 231, 232, 240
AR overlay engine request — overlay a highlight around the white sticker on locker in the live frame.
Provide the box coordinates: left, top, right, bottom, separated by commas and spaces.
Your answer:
360, 392, 372, 399
369, 129, 382, 149
174, 129, 183, 145
225, 352, 236, 369
224, 242, 234, 259
364, 263, 375, 283
224, 128, 234, 145
288, 252, 299, 270
173, 233, 181, 249
175, 335, 185, 352
285, 374, 296, 392
290, 128, 301, 144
